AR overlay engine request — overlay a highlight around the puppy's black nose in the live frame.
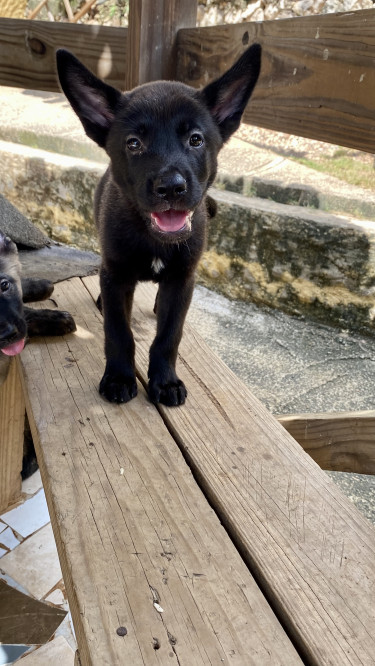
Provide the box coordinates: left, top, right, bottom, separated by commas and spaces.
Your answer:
154, 172, 187, 199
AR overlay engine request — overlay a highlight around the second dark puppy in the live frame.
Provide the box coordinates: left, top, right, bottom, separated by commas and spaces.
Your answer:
56, 45, 261, 406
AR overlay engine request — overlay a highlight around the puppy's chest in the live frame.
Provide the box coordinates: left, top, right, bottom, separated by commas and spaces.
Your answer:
151, 257, 165, 276
133, 253, 168, 281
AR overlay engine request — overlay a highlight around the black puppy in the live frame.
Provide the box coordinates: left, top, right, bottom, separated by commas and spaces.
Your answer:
0, 231, 76, 384
56, 45, 261, 406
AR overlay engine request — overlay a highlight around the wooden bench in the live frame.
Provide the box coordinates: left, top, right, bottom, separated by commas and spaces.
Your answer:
0, 3, 375, 664
1, 274, 375, 665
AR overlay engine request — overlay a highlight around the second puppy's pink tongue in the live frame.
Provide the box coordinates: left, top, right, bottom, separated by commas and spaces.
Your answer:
1, 339, 25, 356
151, 210, 188, 232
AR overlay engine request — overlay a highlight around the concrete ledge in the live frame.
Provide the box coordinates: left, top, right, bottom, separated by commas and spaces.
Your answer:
203, 189, 375, 332
1, 139, 375, 332
216, 137, 375, 221
0, 140, 104, 251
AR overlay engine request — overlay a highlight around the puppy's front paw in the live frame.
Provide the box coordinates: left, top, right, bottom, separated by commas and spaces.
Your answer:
56, 311, 76, 334
148, 378, 187, 407
99, 373, 138, 404
24, 308, 76, 337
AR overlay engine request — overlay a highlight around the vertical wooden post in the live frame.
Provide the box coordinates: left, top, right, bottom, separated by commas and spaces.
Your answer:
126, 0, 197, 89
0, 358, 25, 512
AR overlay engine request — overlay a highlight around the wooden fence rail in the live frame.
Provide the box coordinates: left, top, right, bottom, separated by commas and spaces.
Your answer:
0, 18, 127, 90
176, 9, 375, 153
0, 8, 374, 152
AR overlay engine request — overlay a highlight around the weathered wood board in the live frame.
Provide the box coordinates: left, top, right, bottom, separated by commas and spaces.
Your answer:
1, 10, 374, 151
82, 276, 375, 666
279, 410, 375, 474
126, 0, 197, 87
0, 19, 127, 91
0, 358, 25, 512
20, 277, 302, 666
177, 9, 375, 153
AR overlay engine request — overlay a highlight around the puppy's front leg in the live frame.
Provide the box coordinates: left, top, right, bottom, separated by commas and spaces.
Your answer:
148, 276, 194, 407
99, 268, 138, 403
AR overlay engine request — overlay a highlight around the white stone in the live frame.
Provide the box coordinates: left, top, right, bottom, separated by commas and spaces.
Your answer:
15, 636, 74, 665
55, 612, 77, 651
0, 527, 20, 554
0, 523, 62, 599
22, 469, 43, 496
45, 587, 65, 606
1, 489, 50, 538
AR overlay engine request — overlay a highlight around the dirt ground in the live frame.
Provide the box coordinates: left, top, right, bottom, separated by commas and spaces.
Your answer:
237, 124, 375, 190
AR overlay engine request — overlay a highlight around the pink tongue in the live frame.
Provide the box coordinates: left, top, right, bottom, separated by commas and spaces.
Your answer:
151, 210, 188, 232
1, 338, 25, 356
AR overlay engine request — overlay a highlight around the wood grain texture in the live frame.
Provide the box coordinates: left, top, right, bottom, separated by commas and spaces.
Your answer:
0, 19, 127, 91
126, 0, 197, 88
0, 357, 25, 512
20, 277, 302, 666
176, 9, 375, 153
279, 410, 375, 474
83, 276, 375, 666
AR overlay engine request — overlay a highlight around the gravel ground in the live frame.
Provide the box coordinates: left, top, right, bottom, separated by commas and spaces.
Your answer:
237, 124, 375, 168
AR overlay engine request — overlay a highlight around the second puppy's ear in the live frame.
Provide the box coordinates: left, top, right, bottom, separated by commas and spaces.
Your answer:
200, 43, 261, 143
56, 49, 122, 148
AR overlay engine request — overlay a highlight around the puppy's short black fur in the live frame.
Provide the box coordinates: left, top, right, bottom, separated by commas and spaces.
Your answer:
56, 45, 261, 406
0, 231, 76, 373
0, 231, 76, 478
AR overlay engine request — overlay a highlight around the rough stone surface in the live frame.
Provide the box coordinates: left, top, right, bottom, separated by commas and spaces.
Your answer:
0, 193, 50, 249
188, 285, 375, 523
0, 141, 104, 252
197, 0, 374, 25
0, 0, 26, 19
189, 284, 375, 416
2, 137, 375, 332
203, 188, 375, 332
215, 136, 375, 220
18, 244, 100, 284
1, 86, 375, 333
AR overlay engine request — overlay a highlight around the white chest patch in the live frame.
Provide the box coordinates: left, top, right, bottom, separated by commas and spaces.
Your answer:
151, 257, 165, 274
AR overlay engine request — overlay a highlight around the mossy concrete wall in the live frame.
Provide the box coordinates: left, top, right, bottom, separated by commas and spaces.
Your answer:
0, 142, 104, 252
2, 140, 375, 333
202, 189, 375, 332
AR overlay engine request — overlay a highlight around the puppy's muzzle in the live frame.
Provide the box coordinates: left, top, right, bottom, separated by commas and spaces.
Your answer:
154, 171, 187, 201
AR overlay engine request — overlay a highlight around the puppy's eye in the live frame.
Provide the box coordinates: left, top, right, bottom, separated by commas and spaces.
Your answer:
0, 279, 10, 292
126, 137, 142, 152
189, 133, 204, 147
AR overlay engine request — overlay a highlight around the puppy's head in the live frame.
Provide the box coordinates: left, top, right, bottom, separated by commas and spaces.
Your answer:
0, 232, 26, 356
56, 45, 261, 243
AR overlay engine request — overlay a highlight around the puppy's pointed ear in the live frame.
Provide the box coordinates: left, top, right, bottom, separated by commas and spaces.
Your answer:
200, 43, 261, 143
56, 49, 122, 148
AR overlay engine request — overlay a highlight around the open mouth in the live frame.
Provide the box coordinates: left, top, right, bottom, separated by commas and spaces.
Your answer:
150, 209, 193, 234
0, 338, 25, 356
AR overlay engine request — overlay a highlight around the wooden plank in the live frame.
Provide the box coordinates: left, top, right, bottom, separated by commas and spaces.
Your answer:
83, 276, 375, 666
279, 410, 375, 475
0, 19, 127, 91
20, 277, 302, 666
0, 357, 25, 512
176, 9, 375, 153
126, 0, 197, 88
